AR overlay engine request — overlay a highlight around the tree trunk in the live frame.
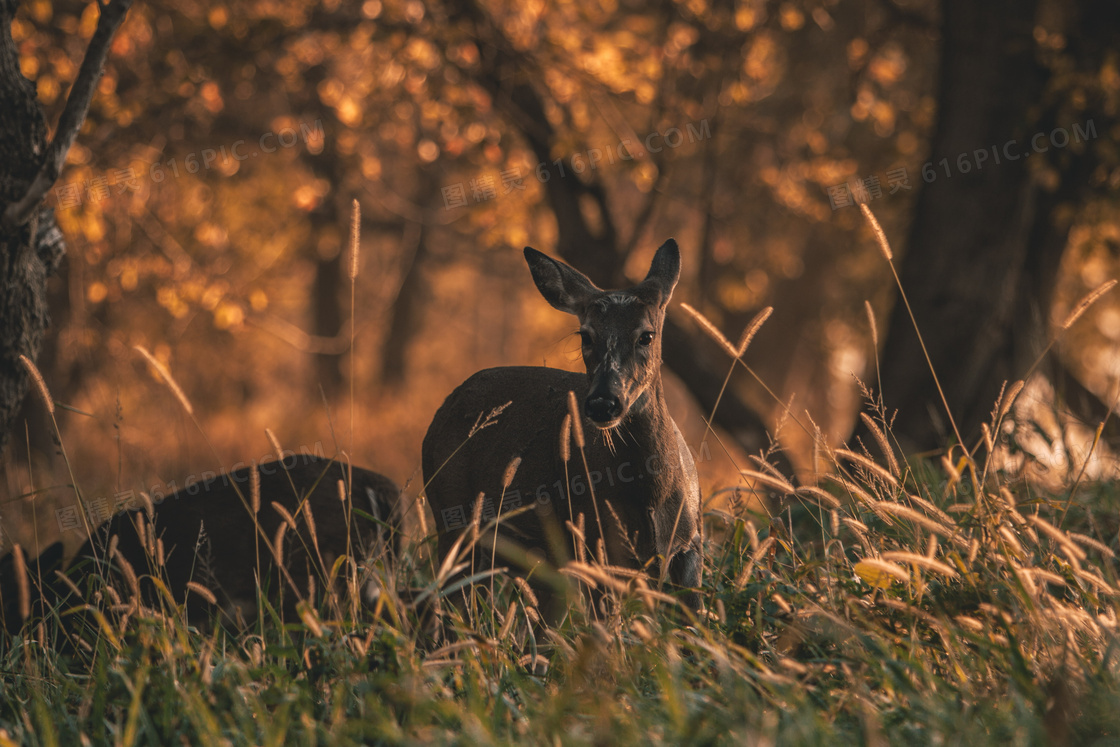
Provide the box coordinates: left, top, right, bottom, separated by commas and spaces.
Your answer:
864, 0, 1120, 456
0, 1, 62, 456
864, 0, 1047, 454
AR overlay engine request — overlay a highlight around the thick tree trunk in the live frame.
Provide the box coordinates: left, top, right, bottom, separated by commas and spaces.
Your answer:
0, 1, 59, 456
865, 0, 1048, 454
0, 0, 130, 456
864, 0, 1120, 456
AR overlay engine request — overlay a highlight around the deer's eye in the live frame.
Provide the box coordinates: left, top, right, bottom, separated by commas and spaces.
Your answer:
579, 330, 593, 347
638, 331, 654, 347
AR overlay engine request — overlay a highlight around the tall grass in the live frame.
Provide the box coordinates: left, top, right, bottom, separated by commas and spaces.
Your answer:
2, 432, 1119, 744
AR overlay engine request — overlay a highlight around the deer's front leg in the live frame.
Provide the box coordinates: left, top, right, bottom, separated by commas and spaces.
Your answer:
667, 532, 702, 612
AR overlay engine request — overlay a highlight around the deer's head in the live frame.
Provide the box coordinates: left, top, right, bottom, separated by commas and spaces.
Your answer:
524, 239, 680, 429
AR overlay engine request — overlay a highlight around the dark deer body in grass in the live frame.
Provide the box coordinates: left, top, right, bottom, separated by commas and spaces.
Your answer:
0, 456, 400, 634
422, 240, 702, 612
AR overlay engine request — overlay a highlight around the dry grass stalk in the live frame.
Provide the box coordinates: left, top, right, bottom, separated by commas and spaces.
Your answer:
559, 414, 571, 462
1060, 278, 1117, 331
134, 513, 148, 556
856, 557, 910, 584
12, 544, 30, 621
1026, 515, 1087, 560
1070, 532, 1116, 559
859, 203, 893, 261
828, 475, 878, 509
679, 302, 736, 358
512, 576, 540, 609
138, 491, 154, 519
1022, 568, 1066, 587
734, 537, 775, 590
835, 449, 899, 489
186, 582, 218, 605
880, 551, 959, 579
301, 499, 319, 551
864, 301, 878, 349
134, 346, 194, 415
736, 306, 773, 357
795, 486, 841, 509
999, 380, 1025, 419
271, 502, 298, 531
905, 494, 955, 526
940, 455, 961, 486
739, 469, 795, 495
998, 525, 1025, 558
19, 355, 54, 414
251, 468, 261, 514
273, 523, 287, 567
502, 457, 521, 490
874, 501, 957, 538
52, 570, 84, 601
113, 548, 140, 600
980, 423, 994, 454
265, 428, 283, 460
859, 413, 900, 477
348, 198, 361, 280
566, 392, 585, 448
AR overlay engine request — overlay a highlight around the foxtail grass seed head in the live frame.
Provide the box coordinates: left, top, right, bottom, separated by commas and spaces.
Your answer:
864, 300, 878, 349
337, 478, 347, 503
736, 306, 772, 357
348, 198, 361, 280
251, 468, 261, 514
981, 422, 994, 454
156, 538, 165, 567
859, 413, 900, 477
113, 548, 140, 600
271, 501, 297, 531
502, 457, 522, 490
301, 499, 319, 548
19, 355, 53, 415
139, 491, 154, 520
566, 391, 585, 448
1000, 380, 1025, 419
273, 523, 287, 567
1061, 278, 1116, 331
265, 428, 283, 460
134, 346, 194, 416
559, 414, 572, 462
680, 302, 737, 358
12, 544, 29, 621
186, 582, 218, 605
469, 492, 485, 543
859, 203, 893, 261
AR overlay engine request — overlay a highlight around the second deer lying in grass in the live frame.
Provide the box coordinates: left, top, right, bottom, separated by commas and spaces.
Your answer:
423, 240, 702, 616
1, 455, 401, 635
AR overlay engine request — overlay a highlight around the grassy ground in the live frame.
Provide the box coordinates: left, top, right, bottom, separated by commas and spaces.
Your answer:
2, 425, 1119, 746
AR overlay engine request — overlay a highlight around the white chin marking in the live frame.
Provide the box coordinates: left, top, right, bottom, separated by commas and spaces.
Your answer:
592, 418, 622, 430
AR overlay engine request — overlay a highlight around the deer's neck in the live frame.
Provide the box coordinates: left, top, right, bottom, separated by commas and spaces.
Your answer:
618, 374, 675, 454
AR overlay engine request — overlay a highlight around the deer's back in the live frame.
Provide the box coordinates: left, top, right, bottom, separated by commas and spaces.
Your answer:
74, 456, 400, 623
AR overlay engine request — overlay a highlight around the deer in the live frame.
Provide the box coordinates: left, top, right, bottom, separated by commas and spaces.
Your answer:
0, 455, 402, 636
422, 239, 702, 616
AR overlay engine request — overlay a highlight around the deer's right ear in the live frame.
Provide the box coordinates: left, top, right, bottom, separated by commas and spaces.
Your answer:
524, 247, 599, 314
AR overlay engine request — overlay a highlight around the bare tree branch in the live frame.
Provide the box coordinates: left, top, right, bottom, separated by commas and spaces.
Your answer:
2, 0, 133, 232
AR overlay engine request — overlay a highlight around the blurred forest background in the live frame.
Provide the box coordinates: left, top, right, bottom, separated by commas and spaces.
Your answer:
2, 0, 1120, 552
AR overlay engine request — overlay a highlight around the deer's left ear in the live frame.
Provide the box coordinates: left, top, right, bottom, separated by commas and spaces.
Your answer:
644, 239, 680, 308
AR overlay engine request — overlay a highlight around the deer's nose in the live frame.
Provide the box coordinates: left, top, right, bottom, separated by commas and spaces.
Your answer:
586, 394, 622, 424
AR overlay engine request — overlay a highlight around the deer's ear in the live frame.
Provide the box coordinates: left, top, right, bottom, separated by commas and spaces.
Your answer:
643, 238, 680, 308
524, 247, 600, 314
